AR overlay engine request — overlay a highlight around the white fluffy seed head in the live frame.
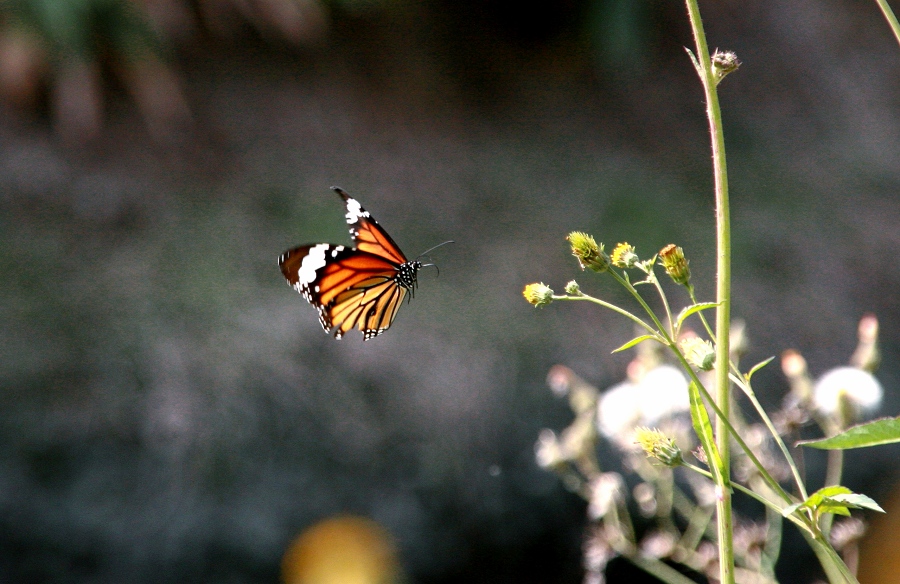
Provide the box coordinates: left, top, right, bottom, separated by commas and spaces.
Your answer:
813, 367, 883, 416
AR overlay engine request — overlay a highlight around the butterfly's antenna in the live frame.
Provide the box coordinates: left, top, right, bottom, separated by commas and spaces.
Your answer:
420, 261, 440, 277
416, 241, 452, 278
416, 240, 454, 261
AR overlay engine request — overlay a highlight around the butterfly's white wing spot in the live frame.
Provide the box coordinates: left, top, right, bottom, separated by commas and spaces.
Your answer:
297, 243, 330, 286
344, 198, 370, 225
363, 329, 386, 340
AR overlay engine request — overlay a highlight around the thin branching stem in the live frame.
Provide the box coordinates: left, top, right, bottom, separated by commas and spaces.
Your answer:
671, 350, 795, 506
552, 294, 661, 339
644, 267, 677, 338
686, 285, 809, 501
608, 270, 673, 342
682, 463, 803, 529
874, 0, 900, 46
728, 373, 810, 501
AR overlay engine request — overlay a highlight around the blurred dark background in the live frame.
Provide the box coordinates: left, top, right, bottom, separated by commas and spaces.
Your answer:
1, 0, 898, 582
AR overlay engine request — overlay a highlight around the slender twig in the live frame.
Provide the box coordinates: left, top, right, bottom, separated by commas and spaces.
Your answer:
874, 0, 900, 46
553, 294, 662, 339
621, 550, 701, 584
682, 463, 807, 531
760, 504, 784, 578
609, 270, 673, 339
728, 373, 810, 500
672, 349, 794, 505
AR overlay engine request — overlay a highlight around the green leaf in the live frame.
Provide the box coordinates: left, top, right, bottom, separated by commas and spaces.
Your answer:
815, 485, 853, 499
828, 493, 885, 513
815, 500, 853, 517
798, 416, 900, 450
675, 302, 719, 329
782, 486, 883, 519
746, 356, 775, 382
688, 380, 727, 488
611, 334, 659, 354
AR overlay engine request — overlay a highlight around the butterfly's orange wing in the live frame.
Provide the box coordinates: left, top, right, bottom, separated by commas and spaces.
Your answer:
279, 188, 418, 340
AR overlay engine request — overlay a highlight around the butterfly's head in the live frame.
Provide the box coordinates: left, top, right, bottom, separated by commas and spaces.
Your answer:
397, 260, 421, 294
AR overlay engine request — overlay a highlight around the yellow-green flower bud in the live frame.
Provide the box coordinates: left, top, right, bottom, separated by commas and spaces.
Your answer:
523, 282, 554, 307
564, 280, 581, 295
659, 244, 691, 287
634, 427, 683, 468
681, 336, 716, 371
610, 242, 639, 268
567, 232, 609, 273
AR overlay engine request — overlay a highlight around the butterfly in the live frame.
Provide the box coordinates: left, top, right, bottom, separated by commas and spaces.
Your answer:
279, 187, 451, 340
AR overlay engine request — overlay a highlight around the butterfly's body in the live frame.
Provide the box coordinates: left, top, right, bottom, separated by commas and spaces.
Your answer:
279, 187, 427, 340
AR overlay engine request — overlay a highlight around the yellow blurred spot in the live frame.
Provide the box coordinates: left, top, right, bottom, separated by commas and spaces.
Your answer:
282, 515, 402, 584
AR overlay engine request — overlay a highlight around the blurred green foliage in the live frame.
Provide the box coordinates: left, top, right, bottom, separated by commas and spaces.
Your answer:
3, 0, 158, 58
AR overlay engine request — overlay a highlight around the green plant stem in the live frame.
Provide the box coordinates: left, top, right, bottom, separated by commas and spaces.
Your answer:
687, 292, 809, 502
683, 463, 795, 525
671, 349, 794, 506
819, 448, 845, 536
688, 290, 809, 500
682, 0, 734, 581
553, 294, 661, 338
728, 372, 810, 501
565, 290, 796, 507
687, 463, 859, 583
687, 289, 717, 341
609, 270, 672, 338
761, 504, 784, 578
874, 0, 900, 46
622, 551, 700, 584
804, 532, 861, 584
676, 498, 715, 550
688, 294, 809, 501
645, 269, 676, 338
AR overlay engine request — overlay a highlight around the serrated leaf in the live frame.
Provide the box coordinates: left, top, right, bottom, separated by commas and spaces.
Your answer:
815, 501, 852, 517
798, 416, 900, 450
784, 486, 884, 519
814, 485, 853, 499
746, 356, 775, 382
675, 302, 719, 329
611, 335, 659, 354
828, 493, 885, 513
